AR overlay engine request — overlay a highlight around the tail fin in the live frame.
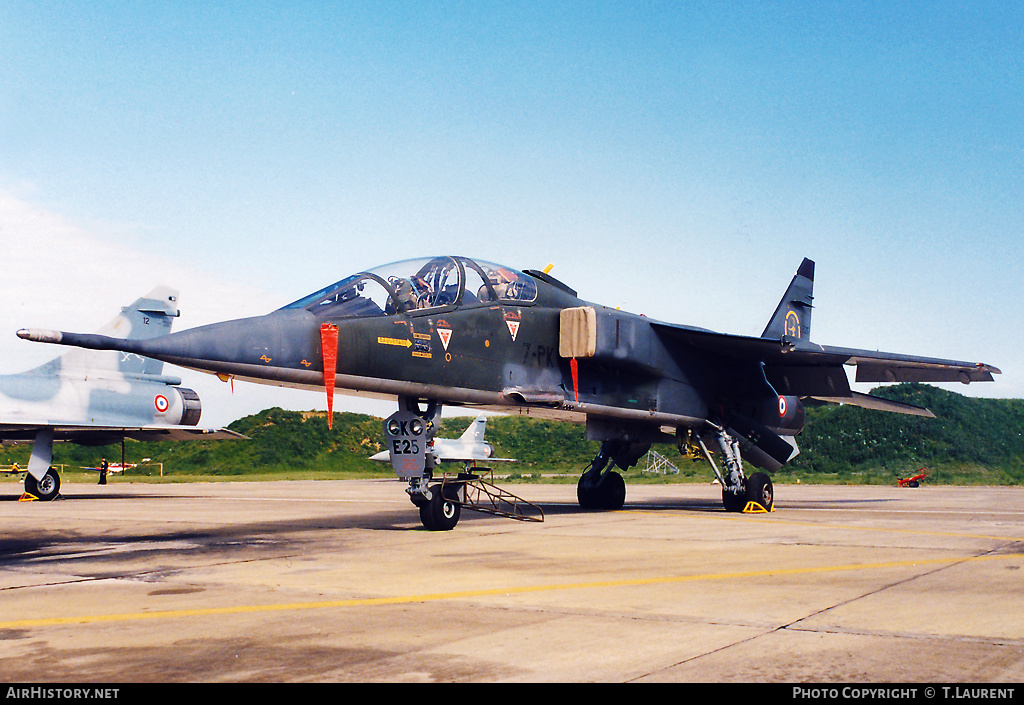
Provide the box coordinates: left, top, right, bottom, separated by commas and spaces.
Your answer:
458, 415, 488, 443
761, 258, 814, 342
35, 286, 179, 376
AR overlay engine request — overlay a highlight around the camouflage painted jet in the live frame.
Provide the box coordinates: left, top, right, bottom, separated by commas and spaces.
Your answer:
3, 286, 243, 500
19, 256, 999, 526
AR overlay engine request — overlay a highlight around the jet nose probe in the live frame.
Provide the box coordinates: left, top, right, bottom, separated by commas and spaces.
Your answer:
18, 329, 64, 344
19, 310, 333, 420
18, 328, 130, 350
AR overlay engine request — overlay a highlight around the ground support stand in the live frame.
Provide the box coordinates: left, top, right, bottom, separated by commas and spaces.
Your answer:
440, 468, 544, 523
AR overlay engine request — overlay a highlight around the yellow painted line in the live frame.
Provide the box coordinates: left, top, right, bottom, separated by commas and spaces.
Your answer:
633, 508, 1024, 544
3, 551, 1020, 631
742, 513, 1024, 544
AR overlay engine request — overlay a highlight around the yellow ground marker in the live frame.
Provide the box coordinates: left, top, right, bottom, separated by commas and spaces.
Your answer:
2, 551, 1019, 631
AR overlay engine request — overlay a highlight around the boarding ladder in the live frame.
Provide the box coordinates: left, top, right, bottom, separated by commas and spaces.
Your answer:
438, 468, 544, 523
642, 449, 681, 475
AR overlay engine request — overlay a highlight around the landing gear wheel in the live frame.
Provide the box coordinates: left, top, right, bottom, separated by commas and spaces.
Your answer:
419, 484, 461, 531
599, 471, 626, 510
577, 471, 626, 510
25, 467, 60, 501
745, 472, 774, 512
722, 487, 746, 513
577, 475, 596, 509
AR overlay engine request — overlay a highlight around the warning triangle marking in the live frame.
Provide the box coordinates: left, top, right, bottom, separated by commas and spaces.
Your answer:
506, 320, 520, 341
437, 328, 452, 350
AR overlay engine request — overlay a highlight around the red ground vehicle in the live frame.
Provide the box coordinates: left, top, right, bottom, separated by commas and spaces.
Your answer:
897, 468, 929, 487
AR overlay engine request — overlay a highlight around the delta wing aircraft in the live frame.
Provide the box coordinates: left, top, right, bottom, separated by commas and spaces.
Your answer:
19, 256, 998, 525
369, 414, 513, 465
4, 286, 244, 500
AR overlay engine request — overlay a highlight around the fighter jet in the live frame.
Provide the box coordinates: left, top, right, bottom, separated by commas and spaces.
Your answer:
369, 413, 514, 465
4, 286, 244, 500
19, 256, 999, 526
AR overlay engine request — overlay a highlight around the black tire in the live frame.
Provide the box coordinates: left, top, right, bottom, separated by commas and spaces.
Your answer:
745, 472, 774, 512
722, 487, 746, 513
577, 475, 597, 509
25, 467, 60, 501
599, 471, 626, 510
419, 484, 461, 531
577, 472, 626, 510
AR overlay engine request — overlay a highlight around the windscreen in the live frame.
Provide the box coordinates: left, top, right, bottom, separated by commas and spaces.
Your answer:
281, 256, 537, 318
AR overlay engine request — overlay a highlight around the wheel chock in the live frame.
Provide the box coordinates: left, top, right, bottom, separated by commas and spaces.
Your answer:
742, 501, 773, 514
18, 492, 39, 502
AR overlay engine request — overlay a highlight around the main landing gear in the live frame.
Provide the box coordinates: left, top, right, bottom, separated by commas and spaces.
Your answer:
24, 466, 61, 501
682, 426, 774, 513
575, 430, 774, 514
21, 429, 61, 501
577, 441, 628, 510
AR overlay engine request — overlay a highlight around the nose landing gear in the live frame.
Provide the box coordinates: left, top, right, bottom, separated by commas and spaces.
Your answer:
386, 398, 544, 531
416, 482, 462, 531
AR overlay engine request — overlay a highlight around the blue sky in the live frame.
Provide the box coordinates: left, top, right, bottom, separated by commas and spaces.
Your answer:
1, 1, 1021, 426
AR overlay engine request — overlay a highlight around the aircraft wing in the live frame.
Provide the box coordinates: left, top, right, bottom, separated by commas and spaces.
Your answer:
435, 455, 517, 463
369, 449, 515, 463
0, 424, 246, 445
650, 322, 1000, 415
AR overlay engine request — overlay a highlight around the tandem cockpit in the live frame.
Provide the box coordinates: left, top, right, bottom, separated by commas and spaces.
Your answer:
280, 256, 540, 319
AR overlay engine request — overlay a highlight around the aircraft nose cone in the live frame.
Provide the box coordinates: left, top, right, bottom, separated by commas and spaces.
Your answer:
152, 309, 320, 368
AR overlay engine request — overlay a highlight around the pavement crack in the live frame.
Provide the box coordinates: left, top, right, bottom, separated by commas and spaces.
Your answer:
630, 545, 1016, 682
780, 545, 1012, 633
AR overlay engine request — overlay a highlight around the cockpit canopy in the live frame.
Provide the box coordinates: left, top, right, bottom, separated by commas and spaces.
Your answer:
281, 256, 539, 319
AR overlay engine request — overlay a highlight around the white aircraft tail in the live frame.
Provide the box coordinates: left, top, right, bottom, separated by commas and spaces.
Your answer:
31, 286, 180, 377
458, 415, 488, 443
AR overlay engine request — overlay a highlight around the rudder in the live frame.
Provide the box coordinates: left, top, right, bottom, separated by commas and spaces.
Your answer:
459, 415, 488, 443
43, 287, 180, 376
761, 258, 814, 341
